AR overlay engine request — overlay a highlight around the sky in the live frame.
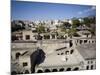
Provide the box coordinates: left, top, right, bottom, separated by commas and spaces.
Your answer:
11, 1, 96, 21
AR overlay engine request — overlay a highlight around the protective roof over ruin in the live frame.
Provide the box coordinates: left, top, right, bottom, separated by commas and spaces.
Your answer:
76, 43, 96, 60
38, 53, 81, 67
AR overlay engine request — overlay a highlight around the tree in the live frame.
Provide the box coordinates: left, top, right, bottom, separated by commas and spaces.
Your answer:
11, 20, 25, 32
36, 25, 45, 33
62, 22, 71, 28
59, 22, 71, 33
60, 25, 67, 33
67, 28, 77, 38
82, 16, 96, 27
88, 28, 96, 36
82, 16, 96, 36
72, 18, 81, 28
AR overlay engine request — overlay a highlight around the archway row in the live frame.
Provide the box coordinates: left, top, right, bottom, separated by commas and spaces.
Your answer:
36, 67, 79, 73
76, 39, 96, 45
57, 49, 74, 55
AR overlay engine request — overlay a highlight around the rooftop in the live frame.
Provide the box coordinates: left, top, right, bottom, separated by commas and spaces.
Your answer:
21, 51, 34, 57
76, 43, 96, 60
38, 53, 81, 67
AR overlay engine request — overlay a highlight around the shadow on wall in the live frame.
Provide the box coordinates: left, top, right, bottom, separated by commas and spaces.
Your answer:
30, 48, 46, 73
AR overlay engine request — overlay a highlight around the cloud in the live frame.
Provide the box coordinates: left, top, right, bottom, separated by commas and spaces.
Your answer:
91, 6, 96, 10
78, 11, 83, 15
78, 6, 96, 15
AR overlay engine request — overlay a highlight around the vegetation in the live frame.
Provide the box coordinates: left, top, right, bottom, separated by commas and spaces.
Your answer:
82, 16, 96, 36
82, 16, 96, 27
60, 25, 67, 33
88, 28, 96, 36
60, 22, 71, 33
67, 28, 77, 38
11, 20, 25, 32
72, 18, 81, 28
62, 22, 71, 28
73, 32, 80, 37
36, 25, 45, 33
12, 16, 96, 37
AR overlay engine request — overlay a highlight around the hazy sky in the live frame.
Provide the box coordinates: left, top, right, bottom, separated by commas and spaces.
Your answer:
11, 1, 96, 21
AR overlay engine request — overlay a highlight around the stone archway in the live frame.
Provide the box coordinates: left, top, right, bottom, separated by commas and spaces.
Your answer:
44, 69, 51, 72
73, 67, 79, 71
59, 68, 64, 72
69, 40, 73, 47
91, 65, 94, 70
16, 52, 21, 59
20, 72, 23, 74
44, 35, 50, 39
88, 40, 90, 43
70, 49, 74, 54
92, 40, 94, 43
51, 34, 55, 39
80, 40, 83, 44
57, 53, 60, 55
37, 69, 43, 73
52, 69, 58, 72
66, 68, 71, 71
84, 40, 87, 43
61, 53, 64, 55
86, 65, 89, 70
11, 55, 13, 59
11, 71, 17, 75
65, 51, 69, 55
25, 70, 29, 74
